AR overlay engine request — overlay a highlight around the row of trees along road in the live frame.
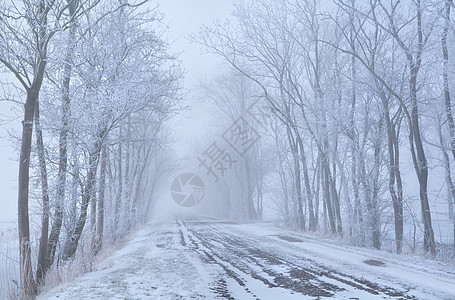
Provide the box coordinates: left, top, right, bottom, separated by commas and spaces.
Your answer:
0, 0, 182, 297
195, 0, 455, 259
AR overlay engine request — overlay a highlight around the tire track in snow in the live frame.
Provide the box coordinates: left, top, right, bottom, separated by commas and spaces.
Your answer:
177, 218, 265, 300
205, 224, 416, 299
179, 219, 417, 299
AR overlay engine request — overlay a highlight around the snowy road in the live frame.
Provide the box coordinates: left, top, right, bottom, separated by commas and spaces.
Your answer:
39, 217, 455, 299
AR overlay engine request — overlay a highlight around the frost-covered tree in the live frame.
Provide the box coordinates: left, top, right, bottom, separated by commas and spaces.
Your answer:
1, 0, 182, 294
195, 0, 452, 256
0, 0, 103, 295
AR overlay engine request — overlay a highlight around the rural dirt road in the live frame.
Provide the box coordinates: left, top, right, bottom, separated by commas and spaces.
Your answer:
39, 217, 455, 299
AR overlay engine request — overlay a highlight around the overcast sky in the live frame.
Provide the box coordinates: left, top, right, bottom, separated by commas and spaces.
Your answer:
0, 0, 232, 221
158, 0, 232, 160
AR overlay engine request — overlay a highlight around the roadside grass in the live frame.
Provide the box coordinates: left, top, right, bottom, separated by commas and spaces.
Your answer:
0, 221, 19, 300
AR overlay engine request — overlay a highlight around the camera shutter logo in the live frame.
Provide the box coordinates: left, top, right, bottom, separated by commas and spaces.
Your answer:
170, 173, 205, 207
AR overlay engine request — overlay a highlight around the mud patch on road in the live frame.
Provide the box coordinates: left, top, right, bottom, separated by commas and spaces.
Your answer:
210, 278, 235, 300
274, 235, 303, 243
363, 259, 385, 266
279, 268, 344, 297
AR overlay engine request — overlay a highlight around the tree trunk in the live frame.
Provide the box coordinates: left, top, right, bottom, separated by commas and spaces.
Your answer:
349, 49, 365, 243
114, 132, 123, 235
443, 0, 455, 162
371, 119, 383, 249
382, 95, 404, 254
94, 146, 107, 255
35, 100, 50, 285
90, 164, 98, 252
131, 145, 152, 223
403, 0, 436, 256
245, 155, 258, 220
331, 171, 343, 235
42, 6, 76, 278
17, 15, 48, 293
314, 153, 321, 228
409, 62, 436, 255
274, 124, 291, 224
442, 0, 455, 255
61, 130, 104, 261
286, 125, 305, 231
18, 87, 41, 297
296, 135, 315, 230
129, 146, 141, 224
322, 156, 336, 234
124, 119, 132, 230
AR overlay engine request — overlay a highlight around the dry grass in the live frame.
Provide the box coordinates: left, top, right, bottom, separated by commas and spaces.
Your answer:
0, 221, 20, 300
38, 227, 140, 296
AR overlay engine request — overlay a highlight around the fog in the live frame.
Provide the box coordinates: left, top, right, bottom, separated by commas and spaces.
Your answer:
1, 0, 455, 298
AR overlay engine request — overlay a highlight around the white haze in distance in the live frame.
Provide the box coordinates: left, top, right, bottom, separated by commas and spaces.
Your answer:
151, 0, 233, 217
158, 0, 232, 158
0, 75, 21, 222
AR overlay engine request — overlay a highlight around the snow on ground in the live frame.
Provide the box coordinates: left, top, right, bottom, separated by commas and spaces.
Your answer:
38, 215, 455, 300
39, 217, 216, 299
